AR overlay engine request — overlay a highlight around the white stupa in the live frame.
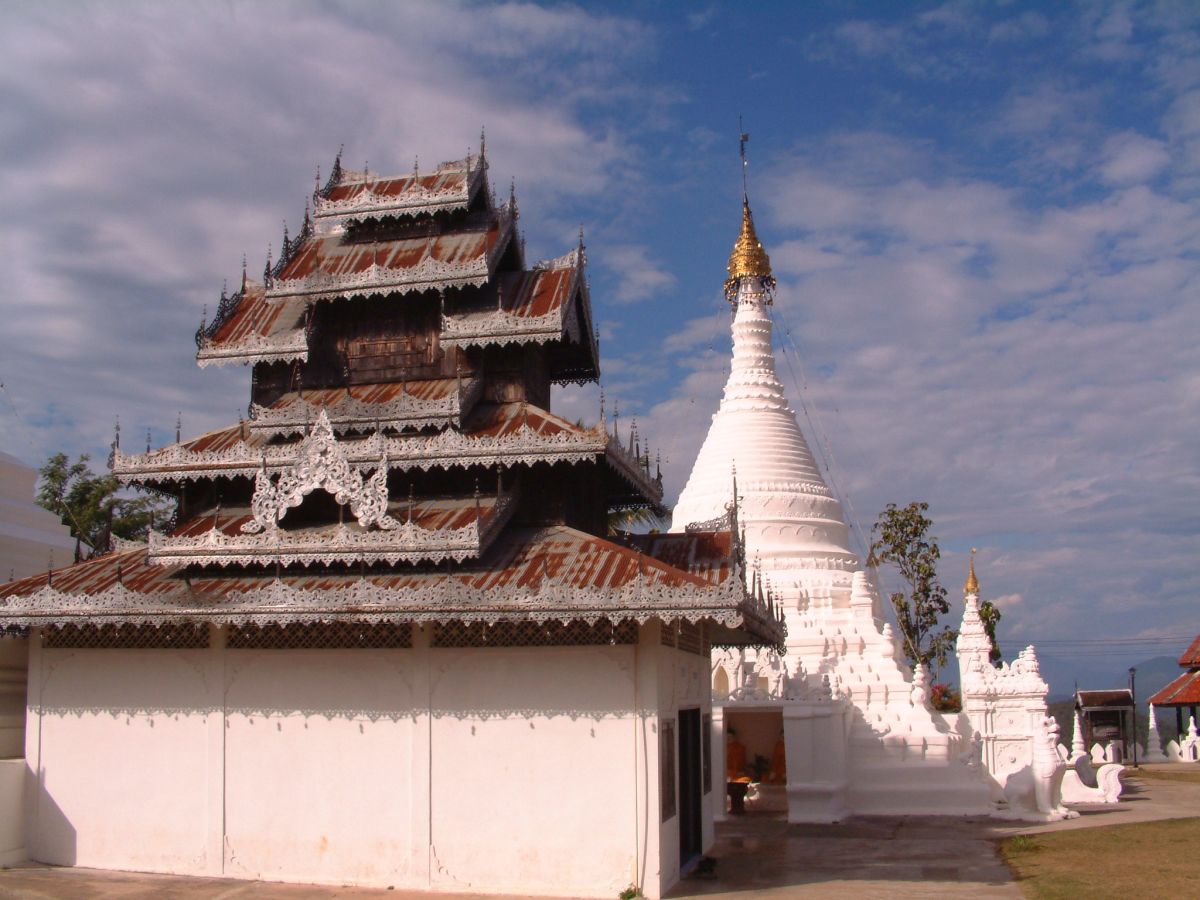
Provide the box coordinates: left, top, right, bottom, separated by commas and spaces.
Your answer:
671, 198, 858, 614
674, 196, 993, 818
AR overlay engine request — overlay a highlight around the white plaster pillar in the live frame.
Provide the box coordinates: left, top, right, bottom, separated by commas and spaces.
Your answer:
204, 623, 226, 875
22, 627, 42, 862
782, 700, 848, 823
710, 705, 727, 821
408, 623, 432, 886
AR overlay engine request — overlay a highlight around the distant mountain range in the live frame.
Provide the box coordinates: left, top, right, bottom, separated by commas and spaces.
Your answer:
1035, 653, 1181, 703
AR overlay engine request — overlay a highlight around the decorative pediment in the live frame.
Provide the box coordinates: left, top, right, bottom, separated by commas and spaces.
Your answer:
242, 411, 397, 534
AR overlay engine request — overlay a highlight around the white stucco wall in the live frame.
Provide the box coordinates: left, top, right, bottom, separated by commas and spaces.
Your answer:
429, 645, 638, 897
30, 647, 212, 871
223, 650, 418, 887
21, 625, 713, 898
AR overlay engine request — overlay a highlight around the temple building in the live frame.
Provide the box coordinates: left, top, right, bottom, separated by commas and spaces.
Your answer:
673, 193, 1062, 821
0, 144, 782, 898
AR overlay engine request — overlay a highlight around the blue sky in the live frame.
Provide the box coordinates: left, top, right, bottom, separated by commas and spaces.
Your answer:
1, 1, 1196, 684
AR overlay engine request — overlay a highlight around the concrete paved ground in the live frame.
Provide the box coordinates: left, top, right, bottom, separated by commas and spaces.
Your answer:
1, 767, 1195, 900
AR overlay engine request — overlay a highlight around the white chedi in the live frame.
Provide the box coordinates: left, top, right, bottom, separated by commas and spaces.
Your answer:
1145, 703, 1169, 763
683, 199, 992, 818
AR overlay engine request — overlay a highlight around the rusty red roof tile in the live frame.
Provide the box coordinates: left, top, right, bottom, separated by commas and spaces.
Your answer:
0, 525, 718, 603
1148, 670, 1200, 707
1178, 634, 1200, 668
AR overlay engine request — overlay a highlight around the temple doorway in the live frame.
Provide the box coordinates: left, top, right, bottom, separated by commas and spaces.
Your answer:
724, 708, 787, 813
678, 708, 703, 868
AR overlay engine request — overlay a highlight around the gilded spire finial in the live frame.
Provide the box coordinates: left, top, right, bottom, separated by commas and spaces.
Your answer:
724, 126, 775, 301
964, 547, 979, 596
724, 198, 773, 289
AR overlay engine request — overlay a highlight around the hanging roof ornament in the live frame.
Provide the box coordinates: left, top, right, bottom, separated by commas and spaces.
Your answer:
964, 547, 979, 596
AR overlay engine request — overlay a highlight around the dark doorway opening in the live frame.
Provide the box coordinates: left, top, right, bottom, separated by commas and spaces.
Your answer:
678, 707, 703, 869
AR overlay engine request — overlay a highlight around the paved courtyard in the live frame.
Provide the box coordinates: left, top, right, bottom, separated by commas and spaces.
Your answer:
0, 768, 1194, 900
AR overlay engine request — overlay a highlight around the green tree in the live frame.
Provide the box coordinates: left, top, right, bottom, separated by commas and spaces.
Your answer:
868, 501, 957, 673
36, 453, 173, 561
978, 594, 1003, 664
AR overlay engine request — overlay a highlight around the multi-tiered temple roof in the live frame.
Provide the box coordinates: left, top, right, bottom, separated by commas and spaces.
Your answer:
2, 144, 782, 649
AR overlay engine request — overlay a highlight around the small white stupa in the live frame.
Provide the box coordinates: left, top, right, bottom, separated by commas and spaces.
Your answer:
674, 190, 993, 819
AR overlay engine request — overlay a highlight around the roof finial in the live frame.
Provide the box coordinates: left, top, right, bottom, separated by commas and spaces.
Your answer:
175, 412, 182, 444
964, 547, 979, 596
241, 254, 248, 290
479, 126, 486, 160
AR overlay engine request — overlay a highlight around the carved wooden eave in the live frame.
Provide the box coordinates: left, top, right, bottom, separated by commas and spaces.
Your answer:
195, 286, 310, 369
441, 247, 584, 349
314, 154, 487, 230
113, 413, 661, 499
247, 377, 484, 438
147, 493, 515, 568
0, 527, 785, 647
264, 206, 516, 306
0, 572, 770, 635
196, 329, 310, 368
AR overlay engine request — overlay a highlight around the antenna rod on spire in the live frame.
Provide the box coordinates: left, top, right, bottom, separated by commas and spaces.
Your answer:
738, 118, 749, 199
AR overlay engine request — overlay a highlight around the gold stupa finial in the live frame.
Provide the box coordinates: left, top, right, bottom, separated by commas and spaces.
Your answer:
964, 547, 979, 596
724, 127, 775, 302
724, 198, 775, 301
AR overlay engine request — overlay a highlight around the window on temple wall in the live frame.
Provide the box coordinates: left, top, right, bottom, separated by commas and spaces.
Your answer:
702, 714, 712, 795
713, 667, 729, 697
661, 719, 676, 822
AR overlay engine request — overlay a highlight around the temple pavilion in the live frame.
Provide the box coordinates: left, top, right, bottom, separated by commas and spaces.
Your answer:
0, 143, 782, 898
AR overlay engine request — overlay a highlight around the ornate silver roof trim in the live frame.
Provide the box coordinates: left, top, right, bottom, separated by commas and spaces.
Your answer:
604, 439, 664, 507
441, 249, 585, 350
0, 568, 776, 636
267, 208, 514, 305
313, 157, 484, 227
195, 331, 309, 369
115, 420, 629, 484
242, 411, 397, 534
440, 308, 566, 348
248, 377, 484, 438
146, 493, 515, 568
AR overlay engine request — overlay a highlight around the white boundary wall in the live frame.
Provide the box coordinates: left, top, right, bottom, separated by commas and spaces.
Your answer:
23, 624, 711, 898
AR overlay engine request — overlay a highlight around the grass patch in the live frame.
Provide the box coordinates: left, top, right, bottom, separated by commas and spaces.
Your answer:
1129, 767, 1200, 785
1000, 818, 1200, 899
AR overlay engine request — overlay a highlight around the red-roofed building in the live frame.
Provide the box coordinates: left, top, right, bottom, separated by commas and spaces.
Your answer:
1148, 634, 1200, 737
0, 143, 782, 898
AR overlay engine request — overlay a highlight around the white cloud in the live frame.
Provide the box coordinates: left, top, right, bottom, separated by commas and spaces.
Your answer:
602, 244, 678, 304
0, 1, 660, 467
1098, 132, 1171, 184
